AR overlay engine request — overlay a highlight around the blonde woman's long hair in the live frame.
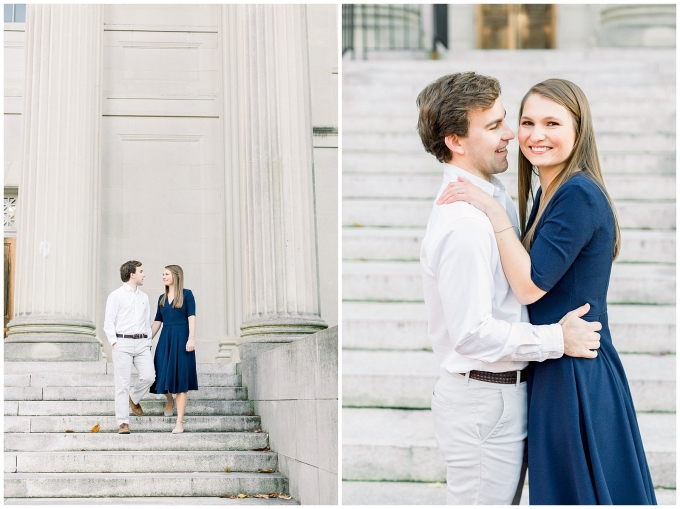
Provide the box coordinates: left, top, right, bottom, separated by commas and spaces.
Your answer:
518, 79, 621, 260
160, 264, 184, 309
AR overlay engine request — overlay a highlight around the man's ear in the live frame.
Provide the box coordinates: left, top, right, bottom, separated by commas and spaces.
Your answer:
444, 134, 465, 156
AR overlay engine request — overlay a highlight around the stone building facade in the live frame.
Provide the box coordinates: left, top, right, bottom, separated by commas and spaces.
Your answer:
4, 4, 338, 363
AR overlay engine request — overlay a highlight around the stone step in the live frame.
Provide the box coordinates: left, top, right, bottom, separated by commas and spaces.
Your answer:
4, 400, 254, 417
343, 113, 677, 133
342, 301, 676, 354
344, 83, 677, 105
342, 227, 676, 264
3, 362, 236, 376
5, 415, 261, 434
343, 53, 675, 83
340, 481, 676, 505
343, 261, 676, 305
7, 451, 277, 474
342, 350, 675, 412
3, 497, 297, 505
343, 198, 675, 230
4, 386, 248, 402
4, 432, 268, 452
4, 472, 288, 498
342, 408, 675, 488
342, 172, 676, 201
343, 151, 676, 175
343, 131, 676, 154
3, 373, 241, 388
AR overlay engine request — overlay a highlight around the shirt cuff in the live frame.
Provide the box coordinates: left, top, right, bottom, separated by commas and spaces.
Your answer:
539, 323, 564, 359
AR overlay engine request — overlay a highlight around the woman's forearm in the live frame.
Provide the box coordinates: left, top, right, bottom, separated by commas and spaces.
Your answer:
487, 206, 546, 305
188, 316, 196, 338
151, 321, 161, 339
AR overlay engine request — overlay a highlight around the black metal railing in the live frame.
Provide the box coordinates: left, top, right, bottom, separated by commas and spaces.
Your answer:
342, 4, 425, 59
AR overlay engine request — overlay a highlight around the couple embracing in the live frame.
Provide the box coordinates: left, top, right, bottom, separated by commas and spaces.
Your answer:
418, 73, 656, 504
103, 261, 198, 435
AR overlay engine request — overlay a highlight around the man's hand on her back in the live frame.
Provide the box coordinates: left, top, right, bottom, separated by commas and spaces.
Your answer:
559, 303, 602, 359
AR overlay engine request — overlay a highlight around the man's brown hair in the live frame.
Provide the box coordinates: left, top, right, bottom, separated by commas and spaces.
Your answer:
416, 72, 501, 163
120, 260, 142, 283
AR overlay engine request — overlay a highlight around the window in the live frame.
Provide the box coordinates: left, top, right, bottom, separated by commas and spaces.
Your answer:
4, 4, 26, 23
4, 196, 16, 233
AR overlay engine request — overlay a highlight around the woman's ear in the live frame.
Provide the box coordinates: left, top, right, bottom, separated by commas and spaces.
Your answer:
444, 134, 465, 156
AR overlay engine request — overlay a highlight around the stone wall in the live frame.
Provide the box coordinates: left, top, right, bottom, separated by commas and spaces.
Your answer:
239, 327, 338, 505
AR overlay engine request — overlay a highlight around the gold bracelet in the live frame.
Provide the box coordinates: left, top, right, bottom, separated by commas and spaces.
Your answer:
494, 225, 514, 234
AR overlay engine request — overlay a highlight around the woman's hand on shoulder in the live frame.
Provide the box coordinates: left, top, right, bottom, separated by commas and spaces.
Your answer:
437, 177, 498, 215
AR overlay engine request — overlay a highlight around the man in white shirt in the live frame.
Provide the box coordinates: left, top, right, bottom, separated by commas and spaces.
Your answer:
103, 260, 155, 434
417, 72, 602, 504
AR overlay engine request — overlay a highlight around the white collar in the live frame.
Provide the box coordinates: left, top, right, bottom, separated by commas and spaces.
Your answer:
122, 283, 138, 294
443, 164, 505, 197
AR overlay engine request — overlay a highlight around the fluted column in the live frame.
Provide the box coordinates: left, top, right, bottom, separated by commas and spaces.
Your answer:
216, 5, 244, 363
231, 5, 327, 359
599, 5, 676, 47
6, 5, 103, 361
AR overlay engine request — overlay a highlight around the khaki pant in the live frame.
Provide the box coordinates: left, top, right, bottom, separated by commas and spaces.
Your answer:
431, 371, 528, 505
112, 337, 155, 426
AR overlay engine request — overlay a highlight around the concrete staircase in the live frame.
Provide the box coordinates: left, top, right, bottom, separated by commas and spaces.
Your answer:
342, 49, 676, 504
4, 361, 297, 504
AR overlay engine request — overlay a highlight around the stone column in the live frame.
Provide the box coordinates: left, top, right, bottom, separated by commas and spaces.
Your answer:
216, 5, 244, 363
6, 5, 103, 361
229, 5, 327, 359
599, 5, 676, 47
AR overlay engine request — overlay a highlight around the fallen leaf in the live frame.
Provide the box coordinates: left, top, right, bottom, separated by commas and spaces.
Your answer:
237, 493, 247, 499
259, 469, 274, 473
65, 430, 74, 433
255, 494, 269, 499
91, 424, 100, 433
352, 222, 363, 228
269, 492, 279, 498
278, 494, 292, 500
224, 466, 231, 473
252, 446, 270, 452
252, 428, 262, 433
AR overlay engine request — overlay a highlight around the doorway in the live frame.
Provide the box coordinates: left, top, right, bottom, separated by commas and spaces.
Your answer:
477, 4, 555, 49
4, 237, 16, 337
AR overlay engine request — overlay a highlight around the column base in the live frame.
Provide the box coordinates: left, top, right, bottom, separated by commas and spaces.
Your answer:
4, 342, 101, 361
237, 333, 320, 360
5, 314, 102, 361
216, 335, 240, 363
238, 317, 328, 360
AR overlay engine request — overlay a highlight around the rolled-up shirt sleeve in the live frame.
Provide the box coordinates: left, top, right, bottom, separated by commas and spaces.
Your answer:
103, 292, 118, 346
435, 217, 563, 363
144, 293, 152, 340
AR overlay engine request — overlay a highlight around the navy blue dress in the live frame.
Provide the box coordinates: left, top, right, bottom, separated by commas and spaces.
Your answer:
525, 173, 656, 505
150, 288, 199, 394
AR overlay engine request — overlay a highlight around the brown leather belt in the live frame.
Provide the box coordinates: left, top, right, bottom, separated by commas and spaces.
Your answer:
459, 369, 528, 384
116, 333, 148, 339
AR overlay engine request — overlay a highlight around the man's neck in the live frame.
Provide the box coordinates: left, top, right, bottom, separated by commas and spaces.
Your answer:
126, 281, 138, 292
449, 160, 492, 183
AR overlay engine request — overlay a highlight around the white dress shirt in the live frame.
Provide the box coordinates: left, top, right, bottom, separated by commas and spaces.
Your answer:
103, 283, 152, 346
420, 164, 563, 374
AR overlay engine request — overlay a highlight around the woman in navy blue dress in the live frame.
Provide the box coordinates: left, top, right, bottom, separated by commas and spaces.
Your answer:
149, 264, 198, 433
438, 79, 656, 504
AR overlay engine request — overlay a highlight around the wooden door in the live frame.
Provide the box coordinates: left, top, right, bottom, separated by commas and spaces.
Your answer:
477, 5, 555, 49
4, 237, 16, 337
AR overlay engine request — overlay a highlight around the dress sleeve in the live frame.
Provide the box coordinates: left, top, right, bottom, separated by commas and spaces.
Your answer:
154, 295, 163, 322
530, 181, 602, 292
186, 290, 196, 317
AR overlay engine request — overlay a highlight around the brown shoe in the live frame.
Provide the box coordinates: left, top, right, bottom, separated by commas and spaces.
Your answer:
129, 396, 143, 416
118, 423, 130, 434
